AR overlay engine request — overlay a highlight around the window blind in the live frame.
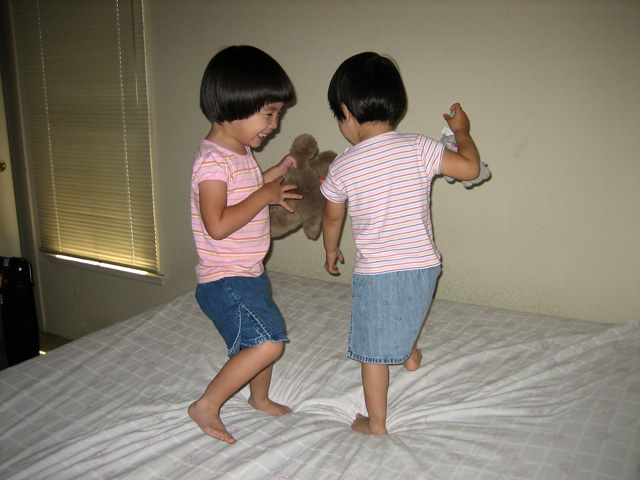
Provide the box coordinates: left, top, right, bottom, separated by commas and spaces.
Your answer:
10, 0, 159, 275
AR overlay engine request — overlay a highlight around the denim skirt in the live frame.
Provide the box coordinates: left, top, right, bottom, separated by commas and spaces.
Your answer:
348, 266, 441, 364
195, 272, 288, 358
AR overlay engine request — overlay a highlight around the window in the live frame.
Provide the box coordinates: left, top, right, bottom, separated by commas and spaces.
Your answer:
9, 0, 159, 275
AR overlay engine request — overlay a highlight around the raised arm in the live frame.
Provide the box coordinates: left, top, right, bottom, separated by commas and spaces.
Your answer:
440, 103, 481, 181
199, 178, 301, 240
263, 154, 297, 183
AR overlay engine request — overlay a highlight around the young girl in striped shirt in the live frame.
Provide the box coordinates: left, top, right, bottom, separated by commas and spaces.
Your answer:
189, 45, 301, 444
321, 52, 481, 435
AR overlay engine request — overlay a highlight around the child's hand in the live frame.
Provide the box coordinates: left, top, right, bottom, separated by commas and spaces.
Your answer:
263, 154, 297, 183
443, 103, 471, 135
277, 154, 297, 175
325, 248, 344, 275
263, 177, 302, 213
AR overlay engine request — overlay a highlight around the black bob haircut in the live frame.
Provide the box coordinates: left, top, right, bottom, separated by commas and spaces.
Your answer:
328, 52, 407, 125
200, 45, 295, 123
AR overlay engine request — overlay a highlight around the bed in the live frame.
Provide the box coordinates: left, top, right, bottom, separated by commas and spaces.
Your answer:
1, 271, 638, 480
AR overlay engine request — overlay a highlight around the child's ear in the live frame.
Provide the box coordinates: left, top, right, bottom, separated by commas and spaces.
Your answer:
341, 103, 352, 121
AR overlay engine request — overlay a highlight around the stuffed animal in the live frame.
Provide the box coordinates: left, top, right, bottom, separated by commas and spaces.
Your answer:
440, 126, 491, 188
270, 134, 336, 240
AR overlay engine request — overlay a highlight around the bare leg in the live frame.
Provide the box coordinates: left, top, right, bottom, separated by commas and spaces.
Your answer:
352, 363, 389, 435
403, 343, 423, 371
248, 363, 292, 415
188, 340, 287, 443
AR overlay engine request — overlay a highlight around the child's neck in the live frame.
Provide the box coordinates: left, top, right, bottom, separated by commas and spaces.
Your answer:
356, 122, 394, 143
206, 123, 247, 155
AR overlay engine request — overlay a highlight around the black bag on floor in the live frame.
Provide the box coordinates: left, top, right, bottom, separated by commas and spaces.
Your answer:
0, 257, 40, 368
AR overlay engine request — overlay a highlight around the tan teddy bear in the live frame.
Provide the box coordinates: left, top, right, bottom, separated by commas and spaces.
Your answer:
270, 134, 336, 240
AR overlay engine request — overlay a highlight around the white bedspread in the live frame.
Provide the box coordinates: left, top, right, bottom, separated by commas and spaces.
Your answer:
1, 271, 639, 479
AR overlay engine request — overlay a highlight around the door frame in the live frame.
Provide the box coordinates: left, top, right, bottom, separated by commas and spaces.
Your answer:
1, 1, 46, 330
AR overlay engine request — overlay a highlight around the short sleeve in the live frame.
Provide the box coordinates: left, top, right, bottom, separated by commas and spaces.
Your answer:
320, 167, 347, 204
419, 135, 445, 178
192, 153, 229, 188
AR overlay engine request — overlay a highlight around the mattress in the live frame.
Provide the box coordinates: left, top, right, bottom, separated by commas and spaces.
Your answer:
1, 271, 639, 479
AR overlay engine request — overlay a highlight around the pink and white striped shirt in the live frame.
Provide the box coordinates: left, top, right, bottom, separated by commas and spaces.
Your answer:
321, 131, 444, 275
191, 139, 269, 283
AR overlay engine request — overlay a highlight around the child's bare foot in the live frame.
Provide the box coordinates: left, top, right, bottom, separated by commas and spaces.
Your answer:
351, 413, 388, 435
403, 346, 423, 371
188, 400, 236, 444
248, 396, 292, 416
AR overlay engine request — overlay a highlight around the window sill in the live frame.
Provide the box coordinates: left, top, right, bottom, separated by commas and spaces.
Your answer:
45, 254, 165, 286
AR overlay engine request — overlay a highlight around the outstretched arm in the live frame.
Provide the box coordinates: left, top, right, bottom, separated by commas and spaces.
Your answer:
440, 103, 481, 181
322, 200, 346, 275
199, 178, 301, 240
264, 154, 297, 183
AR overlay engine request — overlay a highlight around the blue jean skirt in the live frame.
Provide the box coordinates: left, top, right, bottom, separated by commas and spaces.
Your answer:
195, 272, 288, 358
348, 266, 441, 364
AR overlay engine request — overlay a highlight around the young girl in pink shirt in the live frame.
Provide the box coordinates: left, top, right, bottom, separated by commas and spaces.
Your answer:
189, 45, 300, 444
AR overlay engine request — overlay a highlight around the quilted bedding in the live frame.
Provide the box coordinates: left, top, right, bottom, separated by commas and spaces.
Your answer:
1, 271, 639, 479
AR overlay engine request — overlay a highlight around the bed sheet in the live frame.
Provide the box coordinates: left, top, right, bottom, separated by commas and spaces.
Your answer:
1, 271, 639, 479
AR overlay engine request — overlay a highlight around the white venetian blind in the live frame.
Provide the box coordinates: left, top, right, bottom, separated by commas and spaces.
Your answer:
10, 0, 159, 274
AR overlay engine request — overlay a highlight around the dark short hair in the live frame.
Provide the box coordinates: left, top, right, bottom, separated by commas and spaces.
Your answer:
200, 45, 295, 123
328, 52, 407, 125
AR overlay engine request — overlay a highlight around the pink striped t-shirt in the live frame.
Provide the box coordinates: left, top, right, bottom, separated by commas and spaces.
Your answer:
191, 139, 270, 283
320, 131, 444, 275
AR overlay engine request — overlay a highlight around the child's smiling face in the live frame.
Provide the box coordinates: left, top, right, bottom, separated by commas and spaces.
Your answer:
230, 102, 284, 150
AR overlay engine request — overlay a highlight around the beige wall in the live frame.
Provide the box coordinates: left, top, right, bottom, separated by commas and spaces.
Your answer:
14, 0, 639, 338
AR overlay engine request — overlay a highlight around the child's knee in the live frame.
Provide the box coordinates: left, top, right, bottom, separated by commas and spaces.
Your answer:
269, 340, 285, 357
257, 339, 284, 360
